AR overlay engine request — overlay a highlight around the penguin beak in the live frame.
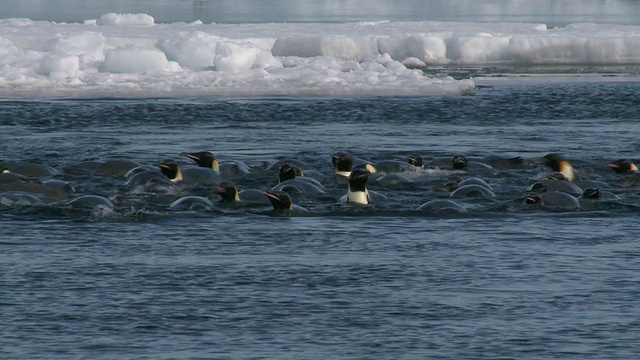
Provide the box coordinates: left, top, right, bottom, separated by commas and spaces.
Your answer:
216, 186, 226, 194
607, 163, 619, 169
183, 152, 200, 161
265, 192, 280, 201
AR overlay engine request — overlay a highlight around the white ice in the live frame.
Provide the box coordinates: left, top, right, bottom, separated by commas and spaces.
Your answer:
1, 13, 640, 98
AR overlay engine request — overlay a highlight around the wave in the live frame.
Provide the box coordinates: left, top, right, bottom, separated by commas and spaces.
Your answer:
1, 14, 640, 98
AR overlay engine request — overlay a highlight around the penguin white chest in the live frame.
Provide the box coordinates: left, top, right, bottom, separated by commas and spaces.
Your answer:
347, 189, 369, 205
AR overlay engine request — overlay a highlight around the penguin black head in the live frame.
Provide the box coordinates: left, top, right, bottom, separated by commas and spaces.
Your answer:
540, 153, 575, 181
452, 155, 468, 170
525, 195, 543, 205
608, 159, 638, 174
582, 188, 602, 199
278, 163, 301, 182
540, 153, 565, 172
527, 182, 548, 193
408, 154, 424, 168
266, 190, 293, 211
332, 152, 353, 172
160, 160, 182, 182
216, 182, 239, 202
183, 151, 219, 171
348, 167, 369, 192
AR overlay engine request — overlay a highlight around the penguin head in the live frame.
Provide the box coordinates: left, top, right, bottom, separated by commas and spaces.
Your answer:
525, 194, 543, 205
216, 182, 239, 202
452, 155, 468, 170
160, 160, 183, 182
526, 182, 548, 193
183, 151, 219, 171
266, 190, 293, 211
408, 154, 424, 168
608, 159, 638, 174
540, 153, 574, 181
332, 152, 353, 172
582, 188, 602, 199
348, 167, 369, 192
278, 163, 300, 182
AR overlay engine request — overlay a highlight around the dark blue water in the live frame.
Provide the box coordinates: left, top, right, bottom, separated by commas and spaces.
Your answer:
1, 80, 640, 359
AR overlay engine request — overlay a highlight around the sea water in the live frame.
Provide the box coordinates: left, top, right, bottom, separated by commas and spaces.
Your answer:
1, 2, 640, 359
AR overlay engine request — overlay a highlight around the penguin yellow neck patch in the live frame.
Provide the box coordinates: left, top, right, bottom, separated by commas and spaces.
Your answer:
559, 161, 575, 181
172, 169, 184, 183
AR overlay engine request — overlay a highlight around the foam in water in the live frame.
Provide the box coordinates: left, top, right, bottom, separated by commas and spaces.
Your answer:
1, 13, 640, 98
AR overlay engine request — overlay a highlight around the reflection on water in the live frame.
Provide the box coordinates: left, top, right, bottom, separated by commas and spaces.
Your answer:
2, 0, 640, 25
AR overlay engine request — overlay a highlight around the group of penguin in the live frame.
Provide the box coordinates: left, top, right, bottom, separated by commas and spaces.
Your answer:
0, 149, 638, 217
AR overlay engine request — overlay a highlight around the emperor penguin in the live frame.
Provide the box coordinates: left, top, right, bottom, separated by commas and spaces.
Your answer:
539, 153, 575, 181
524, 191, 580, 211
271, 163, 324, 195
160, 159, 220, 184
608, 159, 638, 174
182, 151, 250, 180
265, 190, 309, 215
407, 153, 424, 169
215, 182, 270, 205
339, 168, 387, 205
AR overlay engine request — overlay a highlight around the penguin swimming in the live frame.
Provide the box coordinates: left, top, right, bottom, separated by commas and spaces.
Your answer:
125, 166, 176, 194
125, 165, 160, 179
540, 153, 575, 181
608, 159, 638, 174
452, 155, 468, 170
182, 151, 219, 171
339, 168, 387, 205
479, 155, 524, 170
61, 195, 115, 217
265, 190, 309, 215
525, 191, 580, 211
94, 159, 142, 178
216, 182, 270, 205
271, 163, 324, 195
278, 164, 324, 189
0, 161, 57, 177
451, 155, 493, 171
160, 159, 220, 184
366, 158, 414, 174
449, 184, 496, 199
407, 153, 424, 169
526, 180, 582, 197
438, 176, 493, 192
579, 188, 621, 201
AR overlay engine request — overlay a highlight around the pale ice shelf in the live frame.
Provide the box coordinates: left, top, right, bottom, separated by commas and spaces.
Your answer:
1, 13, 640, 98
